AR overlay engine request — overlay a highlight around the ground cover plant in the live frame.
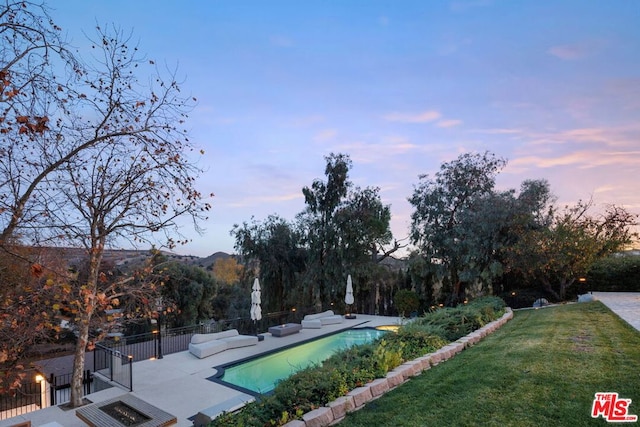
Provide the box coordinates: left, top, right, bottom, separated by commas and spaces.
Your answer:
210, 296, 505, 426
339, 301, 640, 427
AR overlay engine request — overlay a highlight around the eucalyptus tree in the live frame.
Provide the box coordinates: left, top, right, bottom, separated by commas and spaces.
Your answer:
232, 215, 306, 311
299, 153, 393, 310
409, 151, 506, 304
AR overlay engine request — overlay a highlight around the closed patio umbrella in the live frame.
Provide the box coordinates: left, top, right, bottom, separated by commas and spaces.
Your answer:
345, 275, 356, 318
251, 278, 262, 321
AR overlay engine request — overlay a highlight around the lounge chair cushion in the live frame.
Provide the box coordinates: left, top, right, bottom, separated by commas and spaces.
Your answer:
301, 310, 344, 328
191, 330, 239, 344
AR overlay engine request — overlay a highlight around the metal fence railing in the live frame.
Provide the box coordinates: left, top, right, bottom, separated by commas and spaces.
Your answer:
99, 309, 312, 361
0, 376, 41, 420
48, 370, 92, 407
93, 345, 133, 392
0, 370, 93, 420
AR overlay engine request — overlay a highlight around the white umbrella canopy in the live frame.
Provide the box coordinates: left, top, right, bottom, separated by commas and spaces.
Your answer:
345, 274, 354, 305
251, 278, 262, 321
251, 304, 262, 321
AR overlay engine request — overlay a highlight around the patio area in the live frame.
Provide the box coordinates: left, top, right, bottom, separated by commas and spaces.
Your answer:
1, 315, 402, 427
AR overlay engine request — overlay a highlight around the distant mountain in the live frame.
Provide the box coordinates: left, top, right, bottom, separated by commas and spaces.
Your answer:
163, 251, 234, 271
27, 247, 235, 272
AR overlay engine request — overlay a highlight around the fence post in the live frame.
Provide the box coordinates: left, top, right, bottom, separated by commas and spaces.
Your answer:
157, 327, 163, 359
84, 370, 91, 396
128, 355, 134, 391
49, 373, 55, 406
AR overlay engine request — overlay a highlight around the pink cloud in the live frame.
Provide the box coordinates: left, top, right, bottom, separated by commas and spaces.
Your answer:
437, 119, 462, 128
383, 110, 442, 123
548, 41, 603, 60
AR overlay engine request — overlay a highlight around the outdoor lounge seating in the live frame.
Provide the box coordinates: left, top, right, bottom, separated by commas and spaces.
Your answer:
189, 329, 258, 359
301, 310, 344, 329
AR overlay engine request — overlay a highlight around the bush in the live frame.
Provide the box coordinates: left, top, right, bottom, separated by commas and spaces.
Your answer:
587, 255, 640, 292
385, 326, 448, 360
394, 289, 420, 316
414, 296, 505, 341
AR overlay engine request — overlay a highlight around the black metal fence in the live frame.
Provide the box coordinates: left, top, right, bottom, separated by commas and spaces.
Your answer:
93, 344, 133, 392
0, 370, 92, 420
98, 308, 310, 361
48, 370, 92, 407
0, 376, 41, 420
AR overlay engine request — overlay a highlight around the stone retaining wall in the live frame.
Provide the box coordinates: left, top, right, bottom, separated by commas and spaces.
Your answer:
283, 307, 514, 427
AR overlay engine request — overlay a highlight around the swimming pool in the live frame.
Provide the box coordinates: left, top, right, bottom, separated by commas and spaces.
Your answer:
217, 328, 387, 394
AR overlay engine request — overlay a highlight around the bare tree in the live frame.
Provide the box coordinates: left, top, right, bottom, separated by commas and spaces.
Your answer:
50, 26, 210, 408
1, 2, 212, 404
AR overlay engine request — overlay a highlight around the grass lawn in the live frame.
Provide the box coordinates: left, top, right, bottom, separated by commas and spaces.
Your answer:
339, 302, 640, 427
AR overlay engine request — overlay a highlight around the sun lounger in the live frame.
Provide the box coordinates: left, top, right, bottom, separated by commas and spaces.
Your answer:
301, 310, 344, 329
189, 329, 258, 359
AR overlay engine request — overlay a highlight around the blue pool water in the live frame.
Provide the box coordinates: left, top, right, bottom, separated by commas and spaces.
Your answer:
219, 328, 387, 394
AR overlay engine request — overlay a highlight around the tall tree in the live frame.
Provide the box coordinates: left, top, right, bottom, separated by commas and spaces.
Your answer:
1, 13, 211, 405
159, 262, 216, 327
409, 151, 506, 304
505, 200, 638, 300
298, 153, 351, 309
456, 179, 555, 293
232, 215, 305, 311
299, 153, 393, 310
1, 0, 77, 392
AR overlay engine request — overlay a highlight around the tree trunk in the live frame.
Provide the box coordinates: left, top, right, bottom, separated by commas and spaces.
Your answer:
70, 314, 90, 407
70, 248, 102, 407
541, 279, 561, 301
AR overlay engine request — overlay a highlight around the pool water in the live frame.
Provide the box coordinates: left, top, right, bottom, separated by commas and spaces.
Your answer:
219, 328, 386, 394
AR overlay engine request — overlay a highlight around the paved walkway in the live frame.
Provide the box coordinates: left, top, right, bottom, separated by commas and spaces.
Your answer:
591, 292, 640, 332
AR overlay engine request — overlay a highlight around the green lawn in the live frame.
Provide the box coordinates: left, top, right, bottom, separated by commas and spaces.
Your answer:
339, 302, 640, 427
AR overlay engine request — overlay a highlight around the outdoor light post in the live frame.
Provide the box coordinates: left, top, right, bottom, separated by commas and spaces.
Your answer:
35, 373, 50, 409
155, 298, 164, 359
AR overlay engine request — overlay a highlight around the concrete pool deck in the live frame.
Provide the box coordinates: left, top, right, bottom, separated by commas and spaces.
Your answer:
1, 315, 402, 427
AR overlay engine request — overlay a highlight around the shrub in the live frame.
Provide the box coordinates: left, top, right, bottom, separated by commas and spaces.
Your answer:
394, 289, 420, 317
385, 326, 448, 360
587, 255, 640, 292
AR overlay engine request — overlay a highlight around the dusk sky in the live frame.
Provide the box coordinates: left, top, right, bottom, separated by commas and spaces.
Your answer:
52, 1, 640, 257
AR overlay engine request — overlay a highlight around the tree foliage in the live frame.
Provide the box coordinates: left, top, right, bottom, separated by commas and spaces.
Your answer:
212, 257, 243, 285
299, 153, 393, 310
159, 261, 217, 327
409, 151, 507, 304
232, 215, 305, 312
505, 200, 638, 300
232, 153, 394, 313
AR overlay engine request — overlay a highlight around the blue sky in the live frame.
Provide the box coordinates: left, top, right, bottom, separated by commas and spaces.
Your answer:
51, 1, 640, 257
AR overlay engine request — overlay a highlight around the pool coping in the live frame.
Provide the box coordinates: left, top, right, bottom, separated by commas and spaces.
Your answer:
207, 324, 386, 397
